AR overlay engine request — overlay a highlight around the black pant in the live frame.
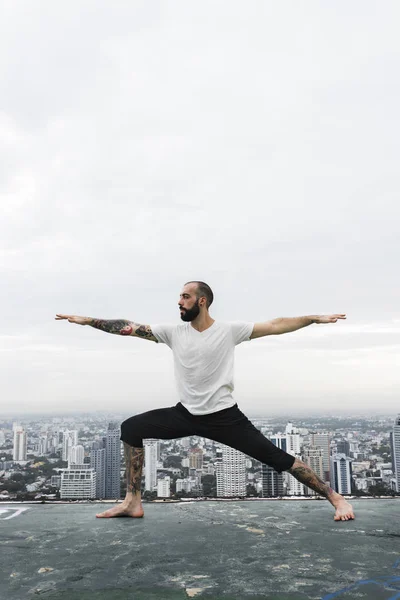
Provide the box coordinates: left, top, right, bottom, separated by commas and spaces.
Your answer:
120, 402, 295, 473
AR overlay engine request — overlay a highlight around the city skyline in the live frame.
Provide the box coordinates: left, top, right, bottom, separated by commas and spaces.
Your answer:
1, 412, 398, 501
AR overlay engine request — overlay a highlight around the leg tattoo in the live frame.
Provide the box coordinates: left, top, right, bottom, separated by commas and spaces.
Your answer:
288, 460, 335, 500
288, 458, 355, 521
124, 443, 144, 494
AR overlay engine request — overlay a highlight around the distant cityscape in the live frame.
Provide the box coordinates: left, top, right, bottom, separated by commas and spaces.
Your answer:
1, 413, 400, 502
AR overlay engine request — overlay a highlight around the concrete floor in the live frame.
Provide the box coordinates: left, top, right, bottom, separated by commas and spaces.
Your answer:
1, 499, 400, 599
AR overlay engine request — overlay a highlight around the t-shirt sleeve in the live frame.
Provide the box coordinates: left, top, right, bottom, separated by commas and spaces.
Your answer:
151, 324, 175, 348
230, 321, 254, 345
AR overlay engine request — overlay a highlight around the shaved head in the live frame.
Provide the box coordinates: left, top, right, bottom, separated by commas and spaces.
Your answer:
184, 281, 214, 309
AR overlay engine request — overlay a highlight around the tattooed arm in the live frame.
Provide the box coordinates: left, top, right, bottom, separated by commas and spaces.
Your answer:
55, 314, 158, 342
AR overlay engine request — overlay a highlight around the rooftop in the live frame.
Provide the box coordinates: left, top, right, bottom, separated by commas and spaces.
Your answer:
1, 499, 400, 599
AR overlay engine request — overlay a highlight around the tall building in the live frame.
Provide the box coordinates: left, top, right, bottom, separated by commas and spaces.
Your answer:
13, 426, 27, 461
270, 434, 287, 453
392, 415, 400, 492
285, 423, 304, 495
105, 423, 121, 499
262, 464, 284, 497
310, 432, 331, 482
144, 439, 159, 491
336, 440, 350, 456
90, 444, 106, 499
62, 431, 78, 462
189, 448, 203, 469
303, 446, 324, 496
331, 454, 353, 495
216, 445, 246, 497
68, 445, 84, 467
60, 466, 97, 499
38, 434, 49, 456
157, 476, 171, 498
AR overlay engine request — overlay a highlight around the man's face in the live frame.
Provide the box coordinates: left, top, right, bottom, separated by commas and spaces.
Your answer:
178, 284, 201, 322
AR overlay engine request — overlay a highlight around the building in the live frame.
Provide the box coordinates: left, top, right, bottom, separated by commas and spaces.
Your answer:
62, 431, 78, 462
303, 446, 324, 496
38, 434, 49, 456
176, 478, 193, 493
336, 440, 350, 456
216, 445, 246, 497
285, 423, 304, 495
90, 444, 106, 499
60, 466, 97, 499
157, 476, 171, 498
13, 426, 27, 462
392, 415, 400, 492
309, 432, 331, 482
262, 464, 284, 497
105, 423, 121, 499
270, 433, 287, 453
144, 439, 159, 492
189, 448, 203, 469
69, 445, 84, 467
331, 454, 353, 495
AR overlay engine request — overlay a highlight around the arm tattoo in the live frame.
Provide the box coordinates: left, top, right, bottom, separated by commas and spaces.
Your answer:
124, 443, 144, 494
89, 319, 157, 341
288, 462, 335, 500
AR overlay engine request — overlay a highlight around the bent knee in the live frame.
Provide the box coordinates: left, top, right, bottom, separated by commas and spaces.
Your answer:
120, 416, 143, 447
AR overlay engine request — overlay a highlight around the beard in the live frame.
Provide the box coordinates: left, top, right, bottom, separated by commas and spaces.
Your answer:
180, 299, 200, 322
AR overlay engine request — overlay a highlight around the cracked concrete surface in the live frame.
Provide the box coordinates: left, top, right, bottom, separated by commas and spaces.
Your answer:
1, 499, 400, 599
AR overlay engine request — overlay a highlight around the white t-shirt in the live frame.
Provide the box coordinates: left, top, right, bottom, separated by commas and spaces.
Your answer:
151, 321, 254, 415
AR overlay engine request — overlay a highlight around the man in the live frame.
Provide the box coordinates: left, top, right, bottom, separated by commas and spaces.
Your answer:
56, 280, 355, 521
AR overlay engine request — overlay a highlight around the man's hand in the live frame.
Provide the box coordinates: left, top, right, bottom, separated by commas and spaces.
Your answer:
314, 314, 346, 324
55, 314, 90, 325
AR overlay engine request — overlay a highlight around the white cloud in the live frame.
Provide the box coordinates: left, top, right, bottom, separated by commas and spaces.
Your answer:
1, 1, 400, 414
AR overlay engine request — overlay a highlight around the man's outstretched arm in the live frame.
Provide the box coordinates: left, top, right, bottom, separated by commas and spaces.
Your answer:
55, 314, 158, 342
250, 314, 346, 339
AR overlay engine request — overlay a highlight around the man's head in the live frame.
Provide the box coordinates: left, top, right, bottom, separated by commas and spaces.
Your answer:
178, 281, 214, 322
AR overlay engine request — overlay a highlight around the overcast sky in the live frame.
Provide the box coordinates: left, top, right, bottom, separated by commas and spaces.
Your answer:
1, 1, 399, 417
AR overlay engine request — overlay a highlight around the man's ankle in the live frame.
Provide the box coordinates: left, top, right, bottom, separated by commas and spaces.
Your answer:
328, 490, 345, 507
124, 491, 141, 504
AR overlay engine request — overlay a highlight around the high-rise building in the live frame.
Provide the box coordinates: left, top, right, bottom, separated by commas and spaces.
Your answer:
38, 434, 49, 456
157, 476, 171, 498
144, 439, 159, 491
285, 423, 304, 495
392, 415, 400, 492
105, 423, 121, 499
216, 445, 246, 497
91, 444, 106, 499
62, 431, 78, 462
331, 454, 353, 495
336, 440, 350, 456
310, 432, 331, 482
270, 434, 287, 453
303, 446, 324, 496
68, 445, 84, 467
189, 448, 203, 469
13, 427, 27, 461
262, 464, 284, 497
60, 466, 97, 499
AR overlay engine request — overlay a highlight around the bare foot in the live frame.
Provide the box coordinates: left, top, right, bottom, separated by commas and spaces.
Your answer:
333, 499, 355, 521
96, 502, 144, 519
